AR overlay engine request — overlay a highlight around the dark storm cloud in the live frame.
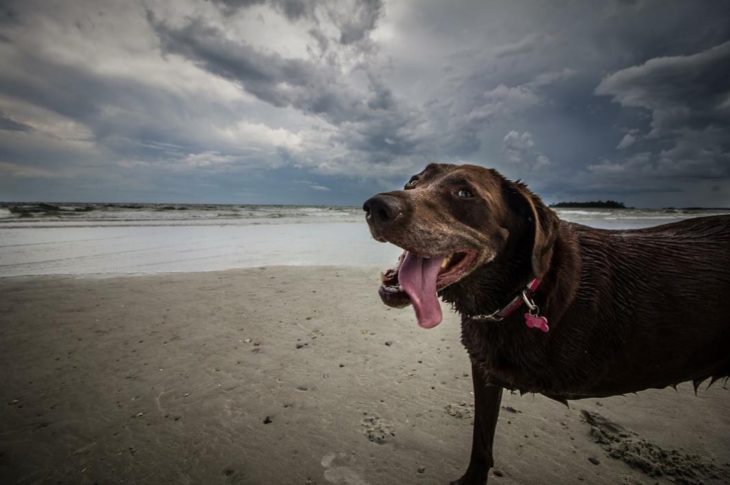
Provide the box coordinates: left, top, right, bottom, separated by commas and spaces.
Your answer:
426, 0, 730, 205
0, 50, 239, 163
0, 111, 30, 131
332, 0, 382, 45
151, 14, 312, 110
593, 41, 730, 181
596, 41, 730, 134
212, 0, 313, 21
210, 0, 383, 45
149, 9, 425, 165
0, 2, 20, 26
0, 0, 729, 206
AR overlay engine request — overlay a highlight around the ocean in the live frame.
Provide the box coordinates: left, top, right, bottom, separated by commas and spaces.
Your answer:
0, 203, 727, 277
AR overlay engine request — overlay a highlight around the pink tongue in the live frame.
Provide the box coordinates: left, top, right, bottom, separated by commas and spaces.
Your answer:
398, 252, 444, 328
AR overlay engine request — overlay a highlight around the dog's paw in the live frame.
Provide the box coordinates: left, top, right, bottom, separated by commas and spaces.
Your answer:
449, 470, 489, 485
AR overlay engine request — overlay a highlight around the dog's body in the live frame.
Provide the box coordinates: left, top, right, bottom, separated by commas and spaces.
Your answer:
461, 215, 730, 400
364, 163, 730, 484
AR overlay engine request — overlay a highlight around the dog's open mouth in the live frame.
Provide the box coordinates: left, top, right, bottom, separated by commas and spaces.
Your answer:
379, 249, 479, 328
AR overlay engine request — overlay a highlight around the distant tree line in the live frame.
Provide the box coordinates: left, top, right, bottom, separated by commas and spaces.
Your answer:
550, 200, 626, 209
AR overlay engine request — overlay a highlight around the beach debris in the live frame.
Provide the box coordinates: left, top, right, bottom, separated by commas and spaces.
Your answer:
384, 340, 393, 346
588, 457, 600, 465
417, 466, 426, 473
263, 416, 272, 424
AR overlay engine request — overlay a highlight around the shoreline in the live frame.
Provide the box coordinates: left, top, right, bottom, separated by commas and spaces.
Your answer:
0, 265, 386, 281
4, 210, 730, 278
1, 267, 728, 484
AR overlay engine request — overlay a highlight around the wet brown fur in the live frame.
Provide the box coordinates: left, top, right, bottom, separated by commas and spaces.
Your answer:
364, 163, 730, 484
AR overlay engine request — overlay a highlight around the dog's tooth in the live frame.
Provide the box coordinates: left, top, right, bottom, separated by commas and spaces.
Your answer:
441, 255, 452, 269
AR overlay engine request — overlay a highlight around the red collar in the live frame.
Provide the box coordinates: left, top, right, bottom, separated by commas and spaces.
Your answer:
469, 278, 550, 332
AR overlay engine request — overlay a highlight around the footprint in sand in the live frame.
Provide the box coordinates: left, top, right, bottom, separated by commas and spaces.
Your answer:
360, 413, 395, 444
321, 452, 370, 485
581, 410, 730, 484
444, 402, 474, 419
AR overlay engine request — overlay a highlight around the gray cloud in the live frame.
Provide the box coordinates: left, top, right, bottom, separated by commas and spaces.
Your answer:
616, 130, 638, 150
149, 9, 429, 173
212, 0, 315, 21
210, 0, 382, 46
502, 130, 550, 170
494, 33, 547, 58
0, 0, 728, 206
593, 41, 730, 185
596, 41, 730, 135
0, 111, 30, 131
331, 0, 382, 45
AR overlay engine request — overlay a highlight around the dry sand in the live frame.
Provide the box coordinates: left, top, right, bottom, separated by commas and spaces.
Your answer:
0, 267, 728, 484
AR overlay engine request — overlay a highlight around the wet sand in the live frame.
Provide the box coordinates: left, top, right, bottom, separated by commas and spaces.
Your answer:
0, 267, 728, 484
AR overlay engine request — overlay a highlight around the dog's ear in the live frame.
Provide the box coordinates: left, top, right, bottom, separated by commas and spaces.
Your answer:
506, 181, 559, 277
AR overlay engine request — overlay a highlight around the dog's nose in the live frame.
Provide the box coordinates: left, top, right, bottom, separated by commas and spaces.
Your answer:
363, 194, 404, 228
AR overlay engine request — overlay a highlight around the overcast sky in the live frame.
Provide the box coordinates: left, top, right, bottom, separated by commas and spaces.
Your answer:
1, 0, 729, 207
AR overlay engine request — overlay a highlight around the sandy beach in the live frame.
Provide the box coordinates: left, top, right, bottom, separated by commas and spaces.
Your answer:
1, 266, 728, 484
3, 0, 730, 482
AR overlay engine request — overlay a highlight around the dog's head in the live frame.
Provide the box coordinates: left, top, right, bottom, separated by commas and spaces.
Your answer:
363, 163, 558, 328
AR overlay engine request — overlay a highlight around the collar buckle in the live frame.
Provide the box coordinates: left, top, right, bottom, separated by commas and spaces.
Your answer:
467, 277, 542, 323
521, 290, 539, 314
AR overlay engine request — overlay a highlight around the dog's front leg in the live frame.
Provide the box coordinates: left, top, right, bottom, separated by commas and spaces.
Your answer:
450, 363, 503, 485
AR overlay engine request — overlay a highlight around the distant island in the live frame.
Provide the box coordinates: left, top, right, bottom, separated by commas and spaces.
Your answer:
550, 200, 627, 209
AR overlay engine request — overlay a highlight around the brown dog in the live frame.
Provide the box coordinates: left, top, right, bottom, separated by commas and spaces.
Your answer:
363, 162, 730, 484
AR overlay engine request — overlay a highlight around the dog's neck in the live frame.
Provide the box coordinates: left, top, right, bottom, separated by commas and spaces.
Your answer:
441, 220, 535, 317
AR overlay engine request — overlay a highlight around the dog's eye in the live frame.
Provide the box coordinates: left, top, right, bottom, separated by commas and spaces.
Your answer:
405, 176, 419, 189
457, 188, 474, 198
